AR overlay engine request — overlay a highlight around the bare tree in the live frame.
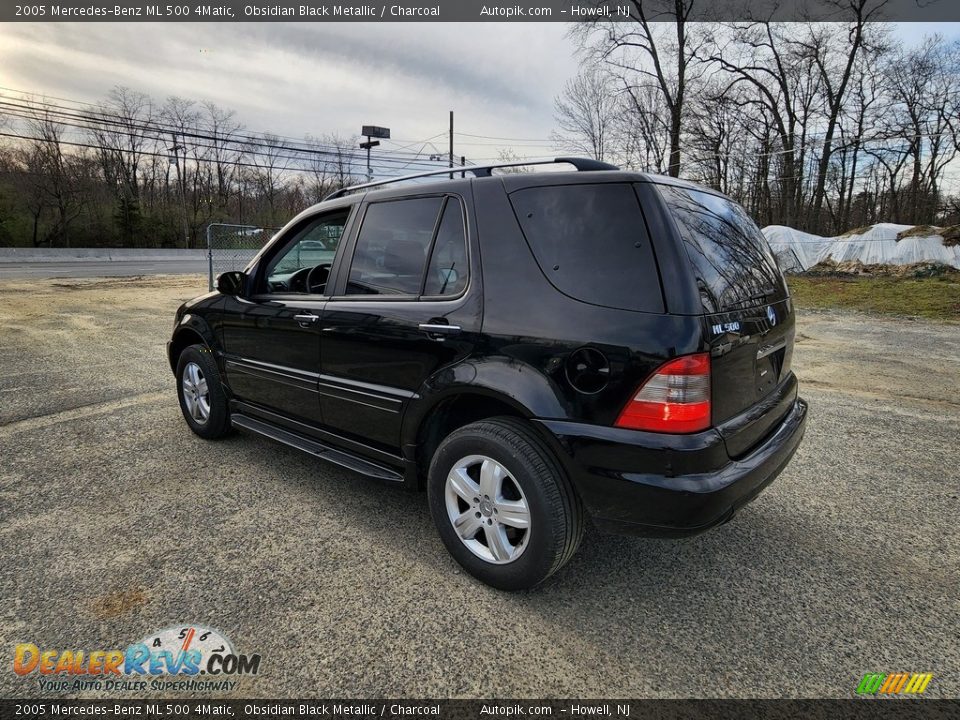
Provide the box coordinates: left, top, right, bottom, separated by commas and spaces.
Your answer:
686, 80, 752, 193
248, 133, 290, 224
91, 86, 155, 202
797, 1, 885, 229
161, 96, 201, 246
16, 104, 86, 247
573, 0, 705, 176
304, 133, 357, 202
830, 52, 883, 229
493, 148, 533, 173
709, 21, 822, 227
617, 82, 670, 172
203, 101, 242, 212
551, 68, 619, 161
883, 35, 960, 223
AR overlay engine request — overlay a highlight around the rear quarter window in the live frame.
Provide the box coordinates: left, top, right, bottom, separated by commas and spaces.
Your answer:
508, 183, 664, 313
656, 184, 785, 313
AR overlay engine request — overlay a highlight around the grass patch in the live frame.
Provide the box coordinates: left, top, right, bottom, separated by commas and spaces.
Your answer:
787, 275, 960, 321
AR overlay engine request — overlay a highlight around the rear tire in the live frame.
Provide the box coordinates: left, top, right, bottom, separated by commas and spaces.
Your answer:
176, 344, 231, 439
428, 417, 584, 590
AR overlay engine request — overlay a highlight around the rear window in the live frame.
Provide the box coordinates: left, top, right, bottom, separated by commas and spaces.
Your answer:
509, 183, 664, 313
656, 184, 784, 313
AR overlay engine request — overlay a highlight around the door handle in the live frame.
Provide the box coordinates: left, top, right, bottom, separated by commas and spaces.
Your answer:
419, 322, 461, 340
294, 313, 319, 327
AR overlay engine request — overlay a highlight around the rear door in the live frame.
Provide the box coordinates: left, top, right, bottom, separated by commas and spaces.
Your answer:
319, 193, 480, 450
655, 184, 796, 456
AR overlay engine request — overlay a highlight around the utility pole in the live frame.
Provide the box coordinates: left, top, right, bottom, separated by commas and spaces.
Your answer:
448, 110, 454, 180
359, 136, 378, 183
168, 133, 190, 249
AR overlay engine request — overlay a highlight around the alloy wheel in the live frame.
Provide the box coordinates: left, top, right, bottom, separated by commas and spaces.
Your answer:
181, 361, 211, 424
444, 454, 531, 564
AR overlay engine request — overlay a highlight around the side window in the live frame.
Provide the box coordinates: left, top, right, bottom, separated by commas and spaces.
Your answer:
509, 183, 664, 313
424, 199, 468, 296
346, 197, 443, 296
265, 210, 349, 294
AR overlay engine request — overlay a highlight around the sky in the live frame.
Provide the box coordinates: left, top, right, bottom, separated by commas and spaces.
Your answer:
0, 23, 581, 164
0, 22, 957, 167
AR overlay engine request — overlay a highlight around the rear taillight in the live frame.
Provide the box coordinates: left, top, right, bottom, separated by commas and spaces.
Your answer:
614, 353, 711, 433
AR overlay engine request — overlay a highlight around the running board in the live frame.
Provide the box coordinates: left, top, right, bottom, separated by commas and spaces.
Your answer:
230, 413, 404, 482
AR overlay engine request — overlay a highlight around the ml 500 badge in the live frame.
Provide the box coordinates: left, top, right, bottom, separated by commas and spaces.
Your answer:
711, 321, 741, 335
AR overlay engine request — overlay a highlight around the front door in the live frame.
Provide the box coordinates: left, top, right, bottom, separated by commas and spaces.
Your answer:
221, 208, 352, 425
319, 194, 480, 450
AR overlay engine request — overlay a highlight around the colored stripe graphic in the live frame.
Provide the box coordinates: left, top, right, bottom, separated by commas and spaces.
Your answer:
857, 673, 932, 695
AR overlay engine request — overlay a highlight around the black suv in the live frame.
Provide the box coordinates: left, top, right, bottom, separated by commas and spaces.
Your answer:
169, 158, 807, 590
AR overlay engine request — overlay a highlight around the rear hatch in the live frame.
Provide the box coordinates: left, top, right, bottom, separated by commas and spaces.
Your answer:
656, 183, 797, 458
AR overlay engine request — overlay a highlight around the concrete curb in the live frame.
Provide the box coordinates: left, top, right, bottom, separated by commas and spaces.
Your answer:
0, 248, 208, 263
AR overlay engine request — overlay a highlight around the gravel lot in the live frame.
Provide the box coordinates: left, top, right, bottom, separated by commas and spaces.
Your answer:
0, 275, 957, 699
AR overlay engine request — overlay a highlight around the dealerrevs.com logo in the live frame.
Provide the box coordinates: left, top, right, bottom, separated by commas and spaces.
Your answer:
13, 625, 261, 693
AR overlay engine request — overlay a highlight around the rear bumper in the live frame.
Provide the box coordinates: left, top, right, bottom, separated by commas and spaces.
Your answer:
534, 396, 808, 537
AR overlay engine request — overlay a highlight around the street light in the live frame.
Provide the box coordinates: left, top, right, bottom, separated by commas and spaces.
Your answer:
360, 125, 390, 182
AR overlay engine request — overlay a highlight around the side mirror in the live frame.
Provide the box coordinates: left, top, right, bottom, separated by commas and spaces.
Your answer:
216, 271, 246, 297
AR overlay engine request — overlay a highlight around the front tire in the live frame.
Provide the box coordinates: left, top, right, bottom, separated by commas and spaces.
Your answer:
428, 417, 584, 590
176, 344, 231, 439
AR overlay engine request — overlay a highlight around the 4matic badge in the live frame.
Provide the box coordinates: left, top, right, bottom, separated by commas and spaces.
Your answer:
12, 624, 261, 691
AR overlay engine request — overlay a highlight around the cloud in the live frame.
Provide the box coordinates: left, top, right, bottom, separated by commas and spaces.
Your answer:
0, 22, 578, 154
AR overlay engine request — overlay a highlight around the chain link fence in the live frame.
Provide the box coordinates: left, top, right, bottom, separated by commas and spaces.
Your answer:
206, 223, 280, 290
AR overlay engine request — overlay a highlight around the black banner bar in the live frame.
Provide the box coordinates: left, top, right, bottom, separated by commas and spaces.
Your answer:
4, 0, 960, 23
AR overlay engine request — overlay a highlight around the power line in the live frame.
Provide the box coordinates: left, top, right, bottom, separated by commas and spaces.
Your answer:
0, 92, 460, 173
0, 85, 493, 174
0, 105, 440, 174
0, 96, 440, 168
0, 129, 447, 180
0, 84, 452, 158
455, 131, 555, 142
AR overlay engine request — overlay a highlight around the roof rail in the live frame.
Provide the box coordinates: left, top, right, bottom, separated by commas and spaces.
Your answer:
322, 157, 620, 201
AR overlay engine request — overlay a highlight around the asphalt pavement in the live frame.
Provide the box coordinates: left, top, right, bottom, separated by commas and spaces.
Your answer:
0, 275, 957, 698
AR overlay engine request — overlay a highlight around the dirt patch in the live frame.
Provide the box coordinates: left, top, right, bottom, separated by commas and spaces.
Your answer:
892, 223, 960, 247
91, 588, 149, 619
49, 275, 202, 291
834, 223, 960, 248
941, 226, 960, 247
837, 224, 874, 236
896, 224, 941, 240
801, 258, 959, 279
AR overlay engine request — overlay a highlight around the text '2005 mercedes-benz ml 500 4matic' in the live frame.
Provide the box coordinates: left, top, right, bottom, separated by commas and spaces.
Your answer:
169, 157, 808, 590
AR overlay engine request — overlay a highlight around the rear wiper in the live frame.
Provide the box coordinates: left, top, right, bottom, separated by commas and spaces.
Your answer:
748, 288, 775, 301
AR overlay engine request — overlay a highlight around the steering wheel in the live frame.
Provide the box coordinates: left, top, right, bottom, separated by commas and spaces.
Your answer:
286, 266, 310, 293
306, 263, 331, 294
